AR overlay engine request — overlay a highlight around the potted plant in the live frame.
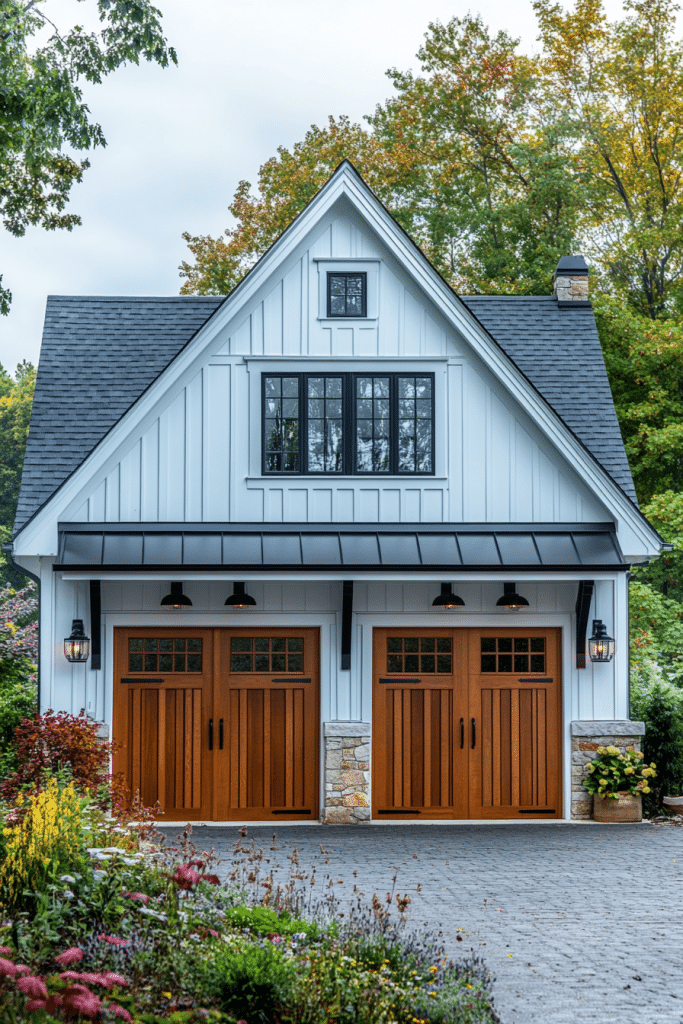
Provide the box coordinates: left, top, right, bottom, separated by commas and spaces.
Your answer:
582, 746, 657, 822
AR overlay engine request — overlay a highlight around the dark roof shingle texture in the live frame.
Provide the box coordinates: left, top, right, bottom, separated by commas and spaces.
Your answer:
14, 292, 636, 534
460, 295, 636, 503
15, 296, 224, 532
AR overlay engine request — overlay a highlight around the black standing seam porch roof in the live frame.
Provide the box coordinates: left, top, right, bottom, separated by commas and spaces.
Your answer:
55, 523, 627, 572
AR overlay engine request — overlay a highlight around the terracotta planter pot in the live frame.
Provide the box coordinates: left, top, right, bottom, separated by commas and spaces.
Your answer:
592, 792, 642, 823
662, 796, 683, 812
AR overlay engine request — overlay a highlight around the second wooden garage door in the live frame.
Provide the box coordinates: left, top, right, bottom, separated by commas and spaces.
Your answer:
372, 627, 561, 819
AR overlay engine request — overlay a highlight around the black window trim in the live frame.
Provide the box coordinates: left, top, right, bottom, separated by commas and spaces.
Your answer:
326, 271, 368, 318
261, 371, 435, 477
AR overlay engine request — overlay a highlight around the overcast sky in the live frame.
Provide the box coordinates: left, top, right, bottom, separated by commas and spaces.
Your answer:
1, 0, 634, 370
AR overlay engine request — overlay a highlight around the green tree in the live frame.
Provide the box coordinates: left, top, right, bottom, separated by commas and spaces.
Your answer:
1, 0, 177, 313
180, 1, 683, 319
0, 361, 35, 533
594, 296, 683, 502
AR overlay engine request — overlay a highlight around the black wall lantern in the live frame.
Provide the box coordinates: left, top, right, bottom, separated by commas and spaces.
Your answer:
160, 582, 192, 608
432, 583, 465, 609
225, 582, 257, 608
64, 619, 90, 663
496, 582, 529, 610
588, 619, 615, 663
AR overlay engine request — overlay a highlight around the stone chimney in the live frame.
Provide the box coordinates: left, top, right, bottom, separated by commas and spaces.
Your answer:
553, 255, 590, 305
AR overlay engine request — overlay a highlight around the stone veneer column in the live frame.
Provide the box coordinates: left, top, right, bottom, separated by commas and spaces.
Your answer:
570, 720, 646, 820
321, 721, 371, 824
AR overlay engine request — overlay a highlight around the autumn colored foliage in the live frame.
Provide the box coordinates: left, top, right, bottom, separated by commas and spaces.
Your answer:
0, 710, 113, 804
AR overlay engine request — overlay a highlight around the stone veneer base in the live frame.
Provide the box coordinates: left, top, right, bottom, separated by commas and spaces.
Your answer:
322, 722, 371, 824
570, 720, 646, 820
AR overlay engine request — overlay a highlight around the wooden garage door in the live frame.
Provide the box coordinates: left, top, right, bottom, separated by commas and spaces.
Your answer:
113, 627, 319, 822
213, 628, 320, 821
372, 627, 562, 820
113, 628, 214, 821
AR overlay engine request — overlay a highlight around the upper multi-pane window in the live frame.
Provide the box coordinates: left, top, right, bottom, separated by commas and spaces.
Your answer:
262, 373, 434, 475
327, 272, 367, 317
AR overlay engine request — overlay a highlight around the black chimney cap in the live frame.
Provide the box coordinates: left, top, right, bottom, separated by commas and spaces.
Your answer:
554, 254, 589, 277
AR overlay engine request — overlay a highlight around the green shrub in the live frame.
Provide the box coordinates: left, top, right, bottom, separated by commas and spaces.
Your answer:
0, 657, 36, 776
222, 903, 318, 938
206, 939, 297, 1023
631, 678, 683, 806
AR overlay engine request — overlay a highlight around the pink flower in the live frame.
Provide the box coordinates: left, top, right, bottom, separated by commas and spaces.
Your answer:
25, 999, 48, 1013
17, 976, 48, 1000
0, 946, 13, 955
62, 984, 104, 1017
170, 863, 201, 890
100, 972, 129, 989
202, 873, 220, 886
121, 891, 149, 903
55, 947, 84, 966
0, 957, 19, 977
60, 971, 129, 990
0, 957, 29, 977
99, 935, 129, 946
107, 1004, 133, 1021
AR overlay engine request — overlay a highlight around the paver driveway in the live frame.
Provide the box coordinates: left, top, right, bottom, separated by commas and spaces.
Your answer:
189, 822, 683, 1024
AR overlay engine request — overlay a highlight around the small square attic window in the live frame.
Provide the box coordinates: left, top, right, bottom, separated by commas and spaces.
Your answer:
327, 272, 367, 317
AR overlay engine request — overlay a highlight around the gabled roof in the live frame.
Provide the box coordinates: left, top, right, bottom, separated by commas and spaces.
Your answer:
14, 289, 635, 535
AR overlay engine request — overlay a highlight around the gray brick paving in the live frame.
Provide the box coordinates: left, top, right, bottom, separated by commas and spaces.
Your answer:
186, 822, 683, 1024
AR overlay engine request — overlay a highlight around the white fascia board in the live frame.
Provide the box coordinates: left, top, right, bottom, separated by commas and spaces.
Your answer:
14, 163, 660, 560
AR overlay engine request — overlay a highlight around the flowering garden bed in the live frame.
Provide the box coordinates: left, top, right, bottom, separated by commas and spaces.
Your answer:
0, 713, 498, 1023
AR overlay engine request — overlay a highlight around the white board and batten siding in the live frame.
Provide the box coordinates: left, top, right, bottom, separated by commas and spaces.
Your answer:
64, 209, 609, 529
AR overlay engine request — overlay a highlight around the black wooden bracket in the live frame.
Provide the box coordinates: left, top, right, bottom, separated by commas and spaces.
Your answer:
341, 580, 353, 671
575, 580, 594, 669
89, 579, 101, 671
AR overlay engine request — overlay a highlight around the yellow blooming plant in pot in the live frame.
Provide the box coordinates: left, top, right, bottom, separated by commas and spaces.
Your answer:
583, 746, 657, 822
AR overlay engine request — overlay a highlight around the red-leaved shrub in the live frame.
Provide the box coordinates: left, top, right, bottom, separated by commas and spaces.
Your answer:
0, 711, 115, 804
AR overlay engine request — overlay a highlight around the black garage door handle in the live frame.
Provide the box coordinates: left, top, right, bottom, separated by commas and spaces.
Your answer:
460, 717, 464, 749
471, 718, 476, 749
208, 718, 213, 750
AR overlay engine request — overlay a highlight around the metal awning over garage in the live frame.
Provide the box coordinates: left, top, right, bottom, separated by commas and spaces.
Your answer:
55, 522, 627, 572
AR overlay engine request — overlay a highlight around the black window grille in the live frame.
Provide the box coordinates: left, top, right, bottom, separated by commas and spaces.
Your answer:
327, 272, 367, 317
262, 373, 434, 475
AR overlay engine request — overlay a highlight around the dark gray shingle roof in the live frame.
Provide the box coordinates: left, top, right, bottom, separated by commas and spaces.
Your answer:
460, 295, 636, 503
15, 296, 224, 532
14, 292, 636, 535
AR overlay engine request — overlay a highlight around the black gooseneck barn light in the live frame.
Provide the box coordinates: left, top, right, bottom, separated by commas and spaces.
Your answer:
588, 619, 615, 663
432, 582, 465, 609
160, 582, 192, 608
225, 582, 257, 608
64, 619, 90, 663
496, 582, 529, 610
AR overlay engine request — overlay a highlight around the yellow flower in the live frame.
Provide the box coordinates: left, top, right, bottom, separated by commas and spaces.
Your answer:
606, 746, 620, 755
600, 778, 608, 785
642, 786, 651, 793
624, 767, 634, 775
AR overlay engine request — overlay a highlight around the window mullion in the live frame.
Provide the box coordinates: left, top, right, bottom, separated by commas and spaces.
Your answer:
390, 374, 398, 476
301, 374, 307, 474
344, 373, 353, 475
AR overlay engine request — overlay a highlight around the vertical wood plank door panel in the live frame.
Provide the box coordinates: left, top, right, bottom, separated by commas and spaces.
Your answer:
372, 628, 468, 819
214, 628, 319, 821
113, 628, 213, 821
468, 628, 562, 819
